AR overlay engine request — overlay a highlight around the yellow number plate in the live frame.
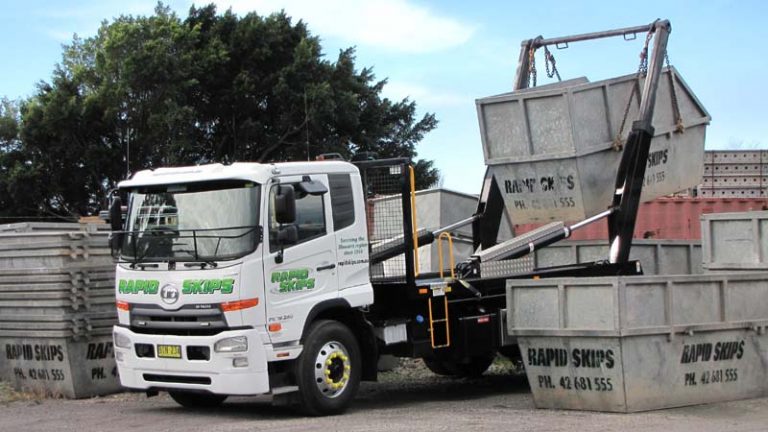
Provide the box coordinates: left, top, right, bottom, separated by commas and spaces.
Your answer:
157, 344, 181, 359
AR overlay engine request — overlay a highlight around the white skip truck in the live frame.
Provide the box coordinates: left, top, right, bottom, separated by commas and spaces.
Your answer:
108, 20, 694, 415
111, 156, 542, 415
110, 161, 378, 415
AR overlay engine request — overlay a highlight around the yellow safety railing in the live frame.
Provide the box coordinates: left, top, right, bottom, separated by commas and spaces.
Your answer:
437, 232, 455, 279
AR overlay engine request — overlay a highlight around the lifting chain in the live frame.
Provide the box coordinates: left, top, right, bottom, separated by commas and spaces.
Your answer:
528, 43, 562, 88
612, 24, 656, 151
544, 46, 561, 82
665, 52, 685, 134
527, 46, 538, 88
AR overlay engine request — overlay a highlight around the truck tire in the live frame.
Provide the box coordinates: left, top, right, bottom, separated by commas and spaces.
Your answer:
423, 353, 495, 378
453, 354, 495, 378
168, 390, 227, 408
296, 320, 361, 416
422, 357, 455, 376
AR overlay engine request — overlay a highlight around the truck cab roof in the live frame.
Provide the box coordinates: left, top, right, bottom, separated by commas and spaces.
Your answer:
118, 161, 359, 189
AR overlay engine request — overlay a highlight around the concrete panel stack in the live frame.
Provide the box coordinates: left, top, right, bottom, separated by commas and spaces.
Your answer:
699, 151, 768, 198
0, 222, 120, 398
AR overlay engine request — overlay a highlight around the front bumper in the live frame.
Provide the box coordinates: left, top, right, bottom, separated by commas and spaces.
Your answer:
113, 326, 270, 395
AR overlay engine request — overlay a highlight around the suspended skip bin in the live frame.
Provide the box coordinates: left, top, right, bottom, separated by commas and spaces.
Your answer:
477, 67, 710, 223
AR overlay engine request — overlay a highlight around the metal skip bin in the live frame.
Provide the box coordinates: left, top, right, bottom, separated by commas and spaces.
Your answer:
506, 273, 768, 412
534, 239, 702, 275
0, 336, 121, 398
0, 224, 120, 398
701, 211, 768, 270
477, 67, 711, 223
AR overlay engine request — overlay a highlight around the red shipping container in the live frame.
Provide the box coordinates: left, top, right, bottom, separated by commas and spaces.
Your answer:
514, 198, 768, 240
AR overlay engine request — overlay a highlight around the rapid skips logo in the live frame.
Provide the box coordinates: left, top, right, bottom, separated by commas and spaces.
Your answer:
270, 269, 315, 294
118, 279, 160, 294
182, 278, 235, 294
118, 278, 235, 296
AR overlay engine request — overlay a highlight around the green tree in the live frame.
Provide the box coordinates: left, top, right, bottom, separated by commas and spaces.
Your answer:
0, 97, 46, 218
4, 3, 439, 218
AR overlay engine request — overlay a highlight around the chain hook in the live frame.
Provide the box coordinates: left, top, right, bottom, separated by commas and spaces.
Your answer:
614, 21, 660, 151
665, 52, 685, 134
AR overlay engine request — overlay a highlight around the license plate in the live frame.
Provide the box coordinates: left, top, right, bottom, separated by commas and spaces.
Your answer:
157, 344, 182, 359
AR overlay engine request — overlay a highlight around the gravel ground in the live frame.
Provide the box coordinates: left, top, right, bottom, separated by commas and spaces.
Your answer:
2, 359, 768, 432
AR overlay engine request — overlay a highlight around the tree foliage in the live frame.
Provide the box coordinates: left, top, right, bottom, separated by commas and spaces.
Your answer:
0, 4, 439, 218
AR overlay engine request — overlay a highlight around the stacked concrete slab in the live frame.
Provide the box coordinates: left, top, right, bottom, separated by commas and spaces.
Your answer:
699, 151, 768, 198
0, 222, 121, 398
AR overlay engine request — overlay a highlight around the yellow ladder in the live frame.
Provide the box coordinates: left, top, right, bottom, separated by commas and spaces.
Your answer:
428, 232, 456, 349
427, 283, 450, 349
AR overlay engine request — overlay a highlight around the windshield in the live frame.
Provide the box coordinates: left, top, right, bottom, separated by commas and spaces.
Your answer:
121, 180, 261, 263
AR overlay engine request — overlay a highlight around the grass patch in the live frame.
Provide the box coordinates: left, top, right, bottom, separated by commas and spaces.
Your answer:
0, 381, 45, 404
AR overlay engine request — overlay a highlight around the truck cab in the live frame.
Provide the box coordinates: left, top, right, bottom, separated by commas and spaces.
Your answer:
112, 161, 374, 415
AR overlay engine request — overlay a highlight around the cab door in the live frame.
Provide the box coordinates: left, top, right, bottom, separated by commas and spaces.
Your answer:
262, 174, 338, 344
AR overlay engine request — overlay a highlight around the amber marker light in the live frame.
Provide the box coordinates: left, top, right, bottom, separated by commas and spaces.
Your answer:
116, 300, 130, 311
221, 298, 259, 312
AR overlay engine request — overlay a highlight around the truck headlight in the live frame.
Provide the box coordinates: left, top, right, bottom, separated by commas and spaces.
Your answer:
214, 336, 248, 353
114, 332, 132, 349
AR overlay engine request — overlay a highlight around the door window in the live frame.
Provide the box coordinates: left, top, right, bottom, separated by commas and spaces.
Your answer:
329, 173, 355, 231
269, 184, 327, 252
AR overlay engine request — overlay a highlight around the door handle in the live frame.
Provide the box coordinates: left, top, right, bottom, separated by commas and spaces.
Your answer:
316, 264, 336, 271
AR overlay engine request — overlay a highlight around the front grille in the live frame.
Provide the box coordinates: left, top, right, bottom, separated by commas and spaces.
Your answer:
130, 304, 228, 336
143, 374, 211, 385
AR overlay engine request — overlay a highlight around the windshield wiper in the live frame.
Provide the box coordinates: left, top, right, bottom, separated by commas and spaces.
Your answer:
133, 263, 160, 270
183, 261, 218, 269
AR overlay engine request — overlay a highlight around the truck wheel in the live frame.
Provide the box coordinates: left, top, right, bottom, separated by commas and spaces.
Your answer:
422, 357, 456, 376
168, 390, 227, 408
423, 353, 495, 378
453, 353, 495, 378
296, 320, 361, 416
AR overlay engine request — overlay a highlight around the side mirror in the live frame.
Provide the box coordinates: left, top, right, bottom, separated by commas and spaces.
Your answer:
275, 185, 296, 224
277, 225, 298, 246
296, 178, 328, 196
108, 197, 124, 258
109, 196, 123, 231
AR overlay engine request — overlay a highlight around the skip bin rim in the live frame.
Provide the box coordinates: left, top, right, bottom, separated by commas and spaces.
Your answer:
476, 66, 712, 166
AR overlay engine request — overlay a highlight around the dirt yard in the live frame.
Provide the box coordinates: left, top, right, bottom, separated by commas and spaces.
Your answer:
2, 360, 767, 432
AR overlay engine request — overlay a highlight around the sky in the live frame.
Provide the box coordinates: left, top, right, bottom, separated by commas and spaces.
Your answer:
1, 0, 766, 194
